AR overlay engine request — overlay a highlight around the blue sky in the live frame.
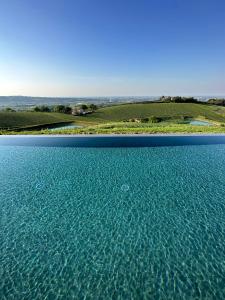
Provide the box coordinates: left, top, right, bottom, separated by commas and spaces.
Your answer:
0, 0, 224, 96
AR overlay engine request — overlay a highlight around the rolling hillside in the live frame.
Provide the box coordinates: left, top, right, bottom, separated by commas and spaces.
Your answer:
77, 103, 225, 123
1, 103, 225, 131
0, 112, 75, 129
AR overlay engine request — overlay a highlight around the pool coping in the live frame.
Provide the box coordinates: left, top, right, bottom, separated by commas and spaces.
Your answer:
1, 133, 225, 137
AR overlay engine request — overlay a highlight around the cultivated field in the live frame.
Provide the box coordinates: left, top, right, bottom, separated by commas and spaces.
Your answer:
0, 112, 75, 130
1, 103, 225, 134
75, 103, 225, 123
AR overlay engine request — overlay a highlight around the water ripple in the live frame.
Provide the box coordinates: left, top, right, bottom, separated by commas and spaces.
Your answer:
1, 145, 225, 299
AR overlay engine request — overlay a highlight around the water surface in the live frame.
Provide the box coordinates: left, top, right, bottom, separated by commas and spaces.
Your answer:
1, 144, 225, 299
49, 124, 82, 131
189, 120, 212, 126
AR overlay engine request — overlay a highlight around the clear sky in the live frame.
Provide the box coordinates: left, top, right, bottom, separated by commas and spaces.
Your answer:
0, 0, 224, 97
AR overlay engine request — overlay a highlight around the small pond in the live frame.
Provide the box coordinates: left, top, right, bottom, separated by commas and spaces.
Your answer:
189, 120, 212, 126
49, 124, 82, 131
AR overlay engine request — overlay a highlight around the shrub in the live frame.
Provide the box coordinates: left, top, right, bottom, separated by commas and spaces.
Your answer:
33, 106, 41, 112
149, 116, 161, 123
89, 104, 98, 111
80, 104, 88, 110
64, 106, 72, 114
4, 107, 15, 112
33, 105, 51, 112
54, 105, 72, 114
140, 118, 149, 123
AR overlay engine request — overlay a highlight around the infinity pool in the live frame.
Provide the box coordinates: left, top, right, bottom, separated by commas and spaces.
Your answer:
1, 137, 225, 299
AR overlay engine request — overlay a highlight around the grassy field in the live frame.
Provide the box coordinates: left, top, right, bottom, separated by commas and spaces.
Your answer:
1, 103, 225, 134
74, 103, 225, 124
2, 122, 225, 135
0, 112, 75, 130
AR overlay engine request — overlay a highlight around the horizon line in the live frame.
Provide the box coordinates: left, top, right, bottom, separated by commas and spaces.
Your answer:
0, 94, 225, 98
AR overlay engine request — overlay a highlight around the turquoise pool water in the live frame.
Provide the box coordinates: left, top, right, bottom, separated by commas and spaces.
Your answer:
1, 144, 225, 299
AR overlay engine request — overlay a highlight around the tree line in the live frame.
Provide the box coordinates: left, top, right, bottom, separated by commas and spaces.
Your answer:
207, 98, 225, 106
159, 96, 198, 103
33, 103, 98, 114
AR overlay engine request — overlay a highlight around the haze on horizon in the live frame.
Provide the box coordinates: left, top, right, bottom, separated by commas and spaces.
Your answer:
0, 0, 224, 97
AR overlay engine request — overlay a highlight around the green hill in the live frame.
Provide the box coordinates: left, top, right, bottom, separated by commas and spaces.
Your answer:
0, 112, 75, 129
1, 103, 225, 132
78, 103, 225, 123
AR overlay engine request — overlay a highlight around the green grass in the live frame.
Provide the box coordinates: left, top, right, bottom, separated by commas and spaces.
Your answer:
1, 103, 225, 134
2, 122, 225, 135
51, 122, 225, 134
74, 103, 225, 123
0, 112, 75, 130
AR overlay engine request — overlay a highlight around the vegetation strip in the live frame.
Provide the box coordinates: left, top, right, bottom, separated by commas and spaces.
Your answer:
1, 99, 225, 134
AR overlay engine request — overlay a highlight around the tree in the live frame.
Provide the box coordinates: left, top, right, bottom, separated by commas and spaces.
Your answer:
171, 96, 182, 103
33, 105, 50, 112
89, 104, 97, 111
160, 96, 197, 103
208, 98, 225, 106
54, 105, 66, 113
39, 105, 51, 112
33, 106, 41, 112
4, 107, 15, 112
80, 104, 88, 110
53, 105, 72, 114
160, 96, 172, 102
64, 106, 72, 114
